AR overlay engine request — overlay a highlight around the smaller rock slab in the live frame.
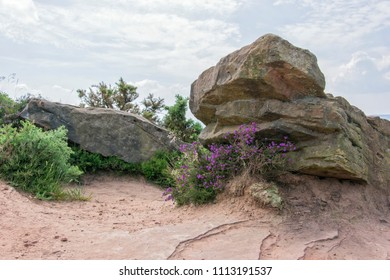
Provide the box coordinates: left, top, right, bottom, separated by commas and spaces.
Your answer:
21, 99, 179, 163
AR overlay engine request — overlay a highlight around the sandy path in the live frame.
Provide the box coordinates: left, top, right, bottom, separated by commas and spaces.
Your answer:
1, 175, 390, 260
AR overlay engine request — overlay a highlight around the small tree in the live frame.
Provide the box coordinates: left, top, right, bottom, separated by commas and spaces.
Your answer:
77, 77, 139, 112
113, 77, 140, 112
140, 93, 165, 123
163, 95, 202, 142
77, 78, 165, 123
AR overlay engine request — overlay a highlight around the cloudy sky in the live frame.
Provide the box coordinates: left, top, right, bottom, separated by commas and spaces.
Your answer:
0, 0, 389, 118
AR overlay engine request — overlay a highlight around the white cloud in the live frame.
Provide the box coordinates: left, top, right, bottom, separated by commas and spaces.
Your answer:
0, 0, 241, 81
271, 0, 390, 115
0, 75, 189, 111
0, 0, 39, 23
331, 51, 390, 90
342, 92, 390, 115
133, 79, 188, 106
376, 55, 390, 71
0, 1, 241, 49
0, 0, 40, 41
335, 51, 374, 79
0, 79, 42, 100
324, 50, 390, 115
277, 0, 390, 49
127, 0, 244, 15
133, 79, 198, 120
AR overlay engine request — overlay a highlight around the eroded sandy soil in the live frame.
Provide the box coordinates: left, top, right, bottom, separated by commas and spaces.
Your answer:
1, 174, 390, 260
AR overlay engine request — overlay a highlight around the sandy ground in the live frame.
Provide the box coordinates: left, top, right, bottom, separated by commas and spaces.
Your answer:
1, 174, 390, 260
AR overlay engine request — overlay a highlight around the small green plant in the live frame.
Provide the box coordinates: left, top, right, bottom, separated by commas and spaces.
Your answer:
0, 121, 83, 200
63, 187, 92, 201
141, 150, 178, 187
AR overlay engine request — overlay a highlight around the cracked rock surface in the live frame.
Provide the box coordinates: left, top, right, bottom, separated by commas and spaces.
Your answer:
1, 174, 389, 260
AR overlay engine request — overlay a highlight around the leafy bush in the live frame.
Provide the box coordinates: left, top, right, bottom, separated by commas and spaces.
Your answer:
70, 144, 177, 188
0, 121, 83, 200
0, 92, 38, 127
163, 95, 202, 142
70, 144, 142, 174
164, 123, 296, 205
0, 92, 15, 126
141, 150, 178, 187
163, 142, 218, 205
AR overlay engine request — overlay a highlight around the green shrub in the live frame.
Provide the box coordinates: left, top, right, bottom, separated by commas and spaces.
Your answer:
0, 121, 83, 200
1, 92, 37, 127
0, 92, 17, 126
141, 150, 178, 187
163, 142, 219, 205
168, 185, 216, 206
70, 144, 177, 188
69, 144, 142, 174
163, 95, 202, 142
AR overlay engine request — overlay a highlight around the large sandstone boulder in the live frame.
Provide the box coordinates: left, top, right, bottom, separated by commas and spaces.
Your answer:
21, 99, 179, 163
190, 34, 390, 189
190, 33, 326, 124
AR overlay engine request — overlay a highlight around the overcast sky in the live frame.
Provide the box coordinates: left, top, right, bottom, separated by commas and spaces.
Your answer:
0, 0, 389, 118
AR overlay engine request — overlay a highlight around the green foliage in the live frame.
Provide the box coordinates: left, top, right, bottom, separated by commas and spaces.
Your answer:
0, 121, 83, 200
69, 144, 142, 174
77, 77, 139, 111
70, 144, 177, 188
77, 78, 165, 123
0, 92, 38, 127
164, 142, 219, 205
140, 93, 165, 124
163, 95, 202, 142
0, 91, 15, 126
170, 185, 216, 206
141, 150, 178, 187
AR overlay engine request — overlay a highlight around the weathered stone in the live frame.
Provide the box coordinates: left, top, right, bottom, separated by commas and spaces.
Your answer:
190, 33, 326, 124
21, 99, 179, 163
190, 34, 390, 189
250, 182, 283, 209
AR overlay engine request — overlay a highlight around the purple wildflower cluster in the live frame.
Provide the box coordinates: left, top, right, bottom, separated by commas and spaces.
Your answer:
163, 122, 296, 204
